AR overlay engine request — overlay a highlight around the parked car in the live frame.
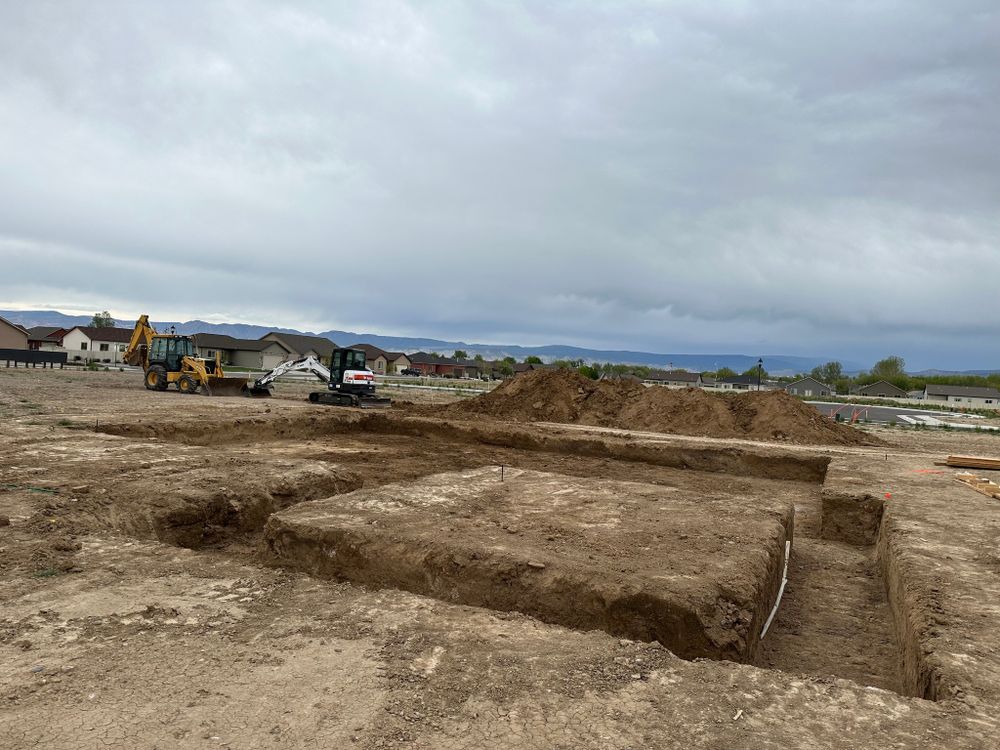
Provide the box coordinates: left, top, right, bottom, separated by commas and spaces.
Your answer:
400, 368, 422, 376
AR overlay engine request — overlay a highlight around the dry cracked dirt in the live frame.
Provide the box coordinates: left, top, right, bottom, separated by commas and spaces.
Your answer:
2, 367, 1000, 749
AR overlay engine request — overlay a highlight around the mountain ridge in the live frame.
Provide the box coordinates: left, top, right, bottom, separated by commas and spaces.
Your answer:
2, 308, 863, 375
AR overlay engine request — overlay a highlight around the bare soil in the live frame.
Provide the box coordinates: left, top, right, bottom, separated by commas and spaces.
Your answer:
438, 368, 881, 446
1, 368, 998, 749
265, 467, 793, 662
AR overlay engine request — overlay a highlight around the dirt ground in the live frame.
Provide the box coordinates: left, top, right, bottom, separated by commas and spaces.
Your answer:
2, 368, 999, 749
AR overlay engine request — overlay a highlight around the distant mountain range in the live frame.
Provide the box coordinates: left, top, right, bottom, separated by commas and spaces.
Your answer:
3, 309, 862, 375
911, 369, 1000, 377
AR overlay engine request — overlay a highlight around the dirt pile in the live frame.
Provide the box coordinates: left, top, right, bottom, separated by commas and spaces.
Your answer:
444, 369, 879, 446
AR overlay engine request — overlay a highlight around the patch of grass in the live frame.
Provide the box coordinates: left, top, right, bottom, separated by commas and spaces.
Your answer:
32, 568, 61, 578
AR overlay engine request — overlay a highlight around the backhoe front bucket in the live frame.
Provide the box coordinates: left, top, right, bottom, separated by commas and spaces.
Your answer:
203, 376, 251, 397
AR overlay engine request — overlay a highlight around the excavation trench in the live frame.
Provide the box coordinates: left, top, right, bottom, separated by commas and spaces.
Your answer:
85, 417, 931, 698
99, 412, 831, 482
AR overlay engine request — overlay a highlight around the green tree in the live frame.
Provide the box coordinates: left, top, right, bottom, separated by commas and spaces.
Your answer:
453, 350, 468, 360
499, 362, 514, 377
90, 310, 114, 328
713, 366, 737, 379
502, 356, 516, 365
810, 361, 843, 384
742, 364, 768, 379
578, 364, 600, 380
524, 355, 543, 364
871, 355, 905, 379
473, 353, 484, 362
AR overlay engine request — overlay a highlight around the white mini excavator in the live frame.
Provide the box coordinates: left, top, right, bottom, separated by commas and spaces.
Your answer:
250, 349, 391, 408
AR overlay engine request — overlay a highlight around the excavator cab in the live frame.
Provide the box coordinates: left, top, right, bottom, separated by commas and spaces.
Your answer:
328, 348, 368, 387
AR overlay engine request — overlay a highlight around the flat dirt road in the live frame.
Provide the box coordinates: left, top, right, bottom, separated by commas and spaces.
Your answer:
2, 368, 999, 749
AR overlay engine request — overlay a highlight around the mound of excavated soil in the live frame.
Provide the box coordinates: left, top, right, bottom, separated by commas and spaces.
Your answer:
443, 369, 879, 446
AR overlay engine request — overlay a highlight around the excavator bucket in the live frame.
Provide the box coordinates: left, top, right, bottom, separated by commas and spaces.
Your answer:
203, 376, 251, 397
246, 384, 273, 398
358, 396, 392, 409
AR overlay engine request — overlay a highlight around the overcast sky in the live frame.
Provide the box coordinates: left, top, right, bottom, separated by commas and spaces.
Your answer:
2, 1, 998, 369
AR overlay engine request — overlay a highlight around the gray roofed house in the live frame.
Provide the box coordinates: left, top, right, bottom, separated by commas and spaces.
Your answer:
717, 374, 781, 391
192, 333, 292, 370
260, 332, 336, 360
924, 384, 1000, 407
644, 369, 703, 387
26, 326, 68, 351
784, 377, 834, 397
852, 380, 909, 399
349, 344, 410, 374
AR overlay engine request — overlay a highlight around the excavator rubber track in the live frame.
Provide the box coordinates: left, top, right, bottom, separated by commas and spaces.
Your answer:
308, 391, 391, 408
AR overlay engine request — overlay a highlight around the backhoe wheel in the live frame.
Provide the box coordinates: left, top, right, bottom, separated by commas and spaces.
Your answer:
177, 374, 199, 394
144, 365, 168, 391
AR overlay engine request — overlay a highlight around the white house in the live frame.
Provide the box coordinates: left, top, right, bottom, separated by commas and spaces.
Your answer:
923, 384, 1000, 409
61, 326, 134, 364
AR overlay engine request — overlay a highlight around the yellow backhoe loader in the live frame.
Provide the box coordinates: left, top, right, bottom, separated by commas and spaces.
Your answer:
122, 315, 252, 396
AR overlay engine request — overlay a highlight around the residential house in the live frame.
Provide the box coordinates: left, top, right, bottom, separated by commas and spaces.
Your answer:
852, 381, 909, 399
61, 326, 134, 363
512, 362, 559, 375
27, 326, 68, 351
0, 316, 30, 349
923, 384, 1000, 408
348, 344, 391, 374
784, 377, 834, 397
644, 369, 703, 388
716, 375, 781, 391
259, 332, 335, 362
408, 352, 466, 378
457, 359, 488, 379
383, 351, 411, 374
191, 333, 292, 370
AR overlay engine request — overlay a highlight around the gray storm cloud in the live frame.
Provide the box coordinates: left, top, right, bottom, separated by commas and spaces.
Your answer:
1, 1, 998, 368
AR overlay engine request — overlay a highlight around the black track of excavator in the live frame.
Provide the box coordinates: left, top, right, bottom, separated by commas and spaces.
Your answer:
307, 391, 391, 408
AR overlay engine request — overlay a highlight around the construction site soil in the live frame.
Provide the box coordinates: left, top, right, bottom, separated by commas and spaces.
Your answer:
437, 368, 881, 446
1, 368, 999, 749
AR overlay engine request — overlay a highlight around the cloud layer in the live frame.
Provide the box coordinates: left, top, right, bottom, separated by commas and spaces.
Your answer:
2, 1, 998, 368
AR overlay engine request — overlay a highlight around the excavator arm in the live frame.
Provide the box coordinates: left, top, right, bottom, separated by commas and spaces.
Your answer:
251, 356, 331, 394
123, 314, 155, 368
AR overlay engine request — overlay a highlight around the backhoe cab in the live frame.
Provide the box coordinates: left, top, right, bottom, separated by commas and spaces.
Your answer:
124, 315, 250, 396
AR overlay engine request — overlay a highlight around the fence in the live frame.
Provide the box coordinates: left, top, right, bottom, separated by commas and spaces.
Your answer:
1, 349, 67, 368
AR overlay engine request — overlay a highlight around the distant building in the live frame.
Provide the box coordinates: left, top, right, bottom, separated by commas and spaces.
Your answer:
26, 326, 68, 351
717, 375, 781, 391
0, 316, 30, 350
784, 377, 834, 397
852, 381, 909, 399
408, 352, 465, 378
923, 384, 1000, 408
644, 369, 703, 388
349, 344, 411, 374
259, 332, 335, 362
191, 333, 292, 370
61, 326, 133, 363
